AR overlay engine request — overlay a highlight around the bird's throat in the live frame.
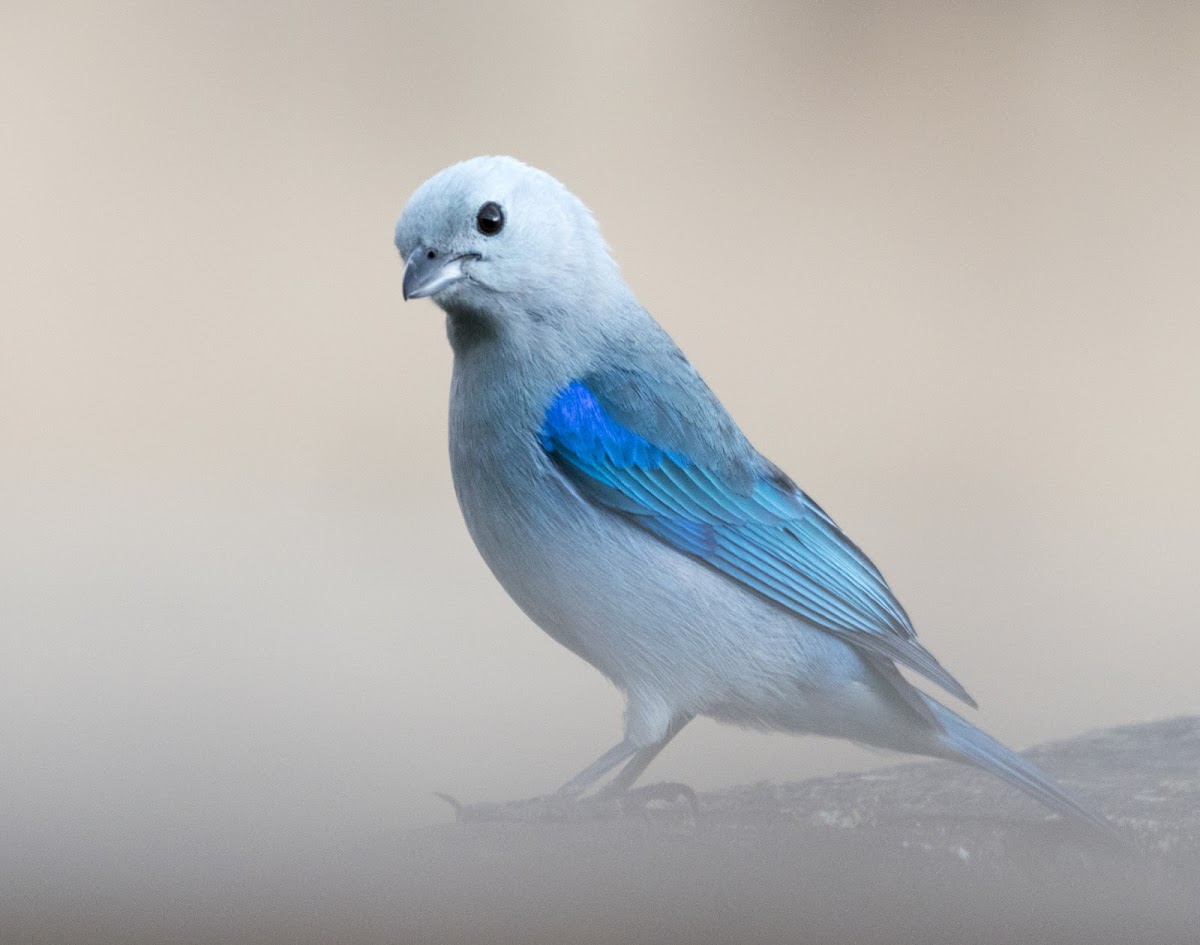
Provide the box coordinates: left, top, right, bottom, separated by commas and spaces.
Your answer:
445, 305, 500, 354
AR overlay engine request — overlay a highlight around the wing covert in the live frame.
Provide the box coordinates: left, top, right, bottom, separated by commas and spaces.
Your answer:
539, 380, 975, 707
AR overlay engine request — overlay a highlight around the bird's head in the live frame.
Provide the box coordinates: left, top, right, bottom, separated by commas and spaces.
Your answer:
394, 156, 626, 347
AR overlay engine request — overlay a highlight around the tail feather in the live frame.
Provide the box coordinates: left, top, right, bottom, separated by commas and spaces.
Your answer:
924, 696, 1110, 833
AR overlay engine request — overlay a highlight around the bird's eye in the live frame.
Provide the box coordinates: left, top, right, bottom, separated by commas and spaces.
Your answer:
476, 201, 505, 236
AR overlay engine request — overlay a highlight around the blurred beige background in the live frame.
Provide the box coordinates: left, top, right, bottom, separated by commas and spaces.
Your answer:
2, 0, 1198, 871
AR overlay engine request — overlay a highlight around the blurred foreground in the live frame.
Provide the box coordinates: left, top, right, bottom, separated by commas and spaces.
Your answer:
5, 715, 1197, 945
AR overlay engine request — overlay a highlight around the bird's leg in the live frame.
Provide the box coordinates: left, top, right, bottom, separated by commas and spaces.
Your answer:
439, 719, 696, 824
555, 739, 637, 798
606, 716, 699, 820
598, 714, 693, 798
435, 741, 635, 823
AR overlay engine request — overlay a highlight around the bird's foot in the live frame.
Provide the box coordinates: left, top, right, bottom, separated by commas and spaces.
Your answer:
434, 781, 699, 825
434, 790, 621, 824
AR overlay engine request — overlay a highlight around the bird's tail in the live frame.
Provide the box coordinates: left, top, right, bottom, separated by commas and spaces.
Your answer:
923, 695, 1110, 833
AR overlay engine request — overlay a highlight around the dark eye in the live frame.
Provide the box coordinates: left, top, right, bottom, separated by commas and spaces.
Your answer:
476, 201, 504, 236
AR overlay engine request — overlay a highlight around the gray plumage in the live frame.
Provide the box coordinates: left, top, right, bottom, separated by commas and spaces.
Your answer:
394, 155, 1106, 830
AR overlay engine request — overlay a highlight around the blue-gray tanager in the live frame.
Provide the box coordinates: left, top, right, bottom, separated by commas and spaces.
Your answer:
394, 155, 1104, 828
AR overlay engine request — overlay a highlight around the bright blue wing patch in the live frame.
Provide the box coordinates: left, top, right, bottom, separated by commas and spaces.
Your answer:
539, 381, 975, 707
539, 381, 670, 472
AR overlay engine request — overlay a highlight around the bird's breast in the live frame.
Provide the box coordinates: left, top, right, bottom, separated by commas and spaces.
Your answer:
443, 352, 876, 719
446, 356, 597, 634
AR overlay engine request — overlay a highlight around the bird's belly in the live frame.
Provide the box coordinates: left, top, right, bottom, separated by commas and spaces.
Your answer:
453, 455, 889, 738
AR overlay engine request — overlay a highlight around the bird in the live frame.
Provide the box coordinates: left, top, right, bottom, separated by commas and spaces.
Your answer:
393, 155, 1105, 829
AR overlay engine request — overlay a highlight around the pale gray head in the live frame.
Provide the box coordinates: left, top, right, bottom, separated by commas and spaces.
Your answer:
394, 157, 631, 352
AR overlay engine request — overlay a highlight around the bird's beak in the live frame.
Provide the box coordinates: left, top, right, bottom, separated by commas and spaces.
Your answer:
402, 250, 478, 300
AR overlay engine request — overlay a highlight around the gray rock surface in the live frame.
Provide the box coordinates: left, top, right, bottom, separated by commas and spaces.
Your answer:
403, 715, 1200, 944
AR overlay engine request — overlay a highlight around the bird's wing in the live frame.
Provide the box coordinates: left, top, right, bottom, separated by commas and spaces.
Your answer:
539, 378, 976, 708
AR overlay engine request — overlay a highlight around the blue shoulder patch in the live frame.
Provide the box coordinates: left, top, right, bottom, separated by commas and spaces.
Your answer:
540, 381, 673, 470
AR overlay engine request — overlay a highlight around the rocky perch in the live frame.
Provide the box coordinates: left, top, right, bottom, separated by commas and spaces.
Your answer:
396, 715, 1200, 944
